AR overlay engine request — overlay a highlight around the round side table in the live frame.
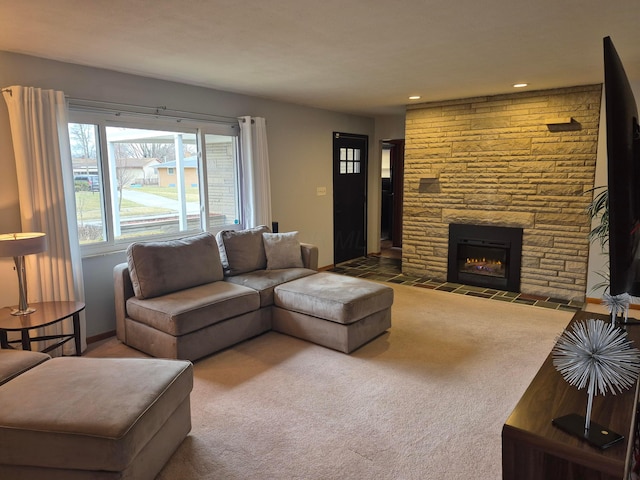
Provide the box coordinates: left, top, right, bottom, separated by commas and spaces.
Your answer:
0, 301, 85, 355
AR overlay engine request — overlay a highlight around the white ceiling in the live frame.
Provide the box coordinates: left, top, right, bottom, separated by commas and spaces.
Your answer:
1, 0, 639, 116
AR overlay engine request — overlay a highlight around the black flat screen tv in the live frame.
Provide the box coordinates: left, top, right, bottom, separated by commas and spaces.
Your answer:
604, 36, 640, 296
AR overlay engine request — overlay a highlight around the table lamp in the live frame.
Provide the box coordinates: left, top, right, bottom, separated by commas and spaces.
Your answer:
0, 232, 47, 315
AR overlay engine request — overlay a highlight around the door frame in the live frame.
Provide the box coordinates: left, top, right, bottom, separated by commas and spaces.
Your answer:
332, 131, 368, 265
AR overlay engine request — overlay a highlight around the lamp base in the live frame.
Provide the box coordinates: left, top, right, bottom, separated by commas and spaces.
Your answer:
10, 306, 36, 316
552, 413, 624, 449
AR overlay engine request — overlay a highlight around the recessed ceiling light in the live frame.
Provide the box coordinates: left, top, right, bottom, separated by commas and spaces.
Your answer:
513, 83, 528, 88
409, 95, 421, 100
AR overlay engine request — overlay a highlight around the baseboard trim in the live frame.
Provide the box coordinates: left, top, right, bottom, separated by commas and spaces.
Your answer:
87, 330, 116, 344
586, 296, 640, 310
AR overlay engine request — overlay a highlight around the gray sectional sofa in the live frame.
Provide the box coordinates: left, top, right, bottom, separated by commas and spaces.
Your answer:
114, 226, 393, 361
0, 227, 392, 479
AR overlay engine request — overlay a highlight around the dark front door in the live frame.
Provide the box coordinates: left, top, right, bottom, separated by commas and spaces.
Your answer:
333, 132, 368, 264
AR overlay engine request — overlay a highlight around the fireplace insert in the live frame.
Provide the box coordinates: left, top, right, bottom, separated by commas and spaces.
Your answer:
447, 224, 523, 292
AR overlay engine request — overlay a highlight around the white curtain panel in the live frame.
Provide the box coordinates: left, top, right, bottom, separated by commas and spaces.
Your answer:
238, 116, 272, 228
2, 86, 86, 355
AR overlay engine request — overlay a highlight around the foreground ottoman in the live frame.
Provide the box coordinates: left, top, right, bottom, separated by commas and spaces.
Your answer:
0, 356, 192, 480
272, 272, 393, 353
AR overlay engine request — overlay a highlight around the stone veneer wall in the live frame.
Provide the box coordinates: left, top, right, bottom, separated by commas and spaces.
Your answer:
403, 85, 602, 302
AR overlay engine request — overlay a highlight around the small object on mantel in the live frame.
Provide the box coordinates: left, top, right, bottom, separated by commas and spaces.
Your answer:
545, 117, 574, 125
545, 117, 581, 132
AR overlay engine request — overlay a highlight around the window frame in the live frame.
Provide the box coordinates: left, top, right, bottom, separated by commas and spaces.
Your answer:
68, 110, 242, 257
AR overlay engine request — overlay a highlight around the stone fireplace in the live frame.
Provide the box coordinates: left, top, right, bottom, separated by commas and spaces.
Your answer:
402, 85, 602, 302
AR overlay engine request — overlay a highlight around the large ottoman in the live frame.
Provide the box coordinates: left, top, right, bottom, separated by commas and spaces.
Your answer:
272, 272, 393, 353
0, 356, 192, 480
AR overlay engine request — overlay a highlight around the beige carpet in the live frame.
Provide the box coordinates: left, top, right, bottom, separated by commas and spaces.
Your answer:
86, 283, 573, 479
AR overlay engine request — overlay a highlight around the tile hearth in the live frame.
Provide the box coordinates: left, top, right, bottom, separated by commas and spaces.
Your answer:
330, 255, 584, 312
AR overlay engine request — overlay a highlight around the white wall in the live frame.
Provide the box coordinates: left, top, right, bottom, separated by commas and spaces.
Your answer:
0, 51, 404, 337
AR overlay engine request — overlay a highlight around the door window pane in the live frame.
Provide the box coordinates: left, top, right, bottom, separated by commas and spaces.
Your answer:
339, 147, 361, 175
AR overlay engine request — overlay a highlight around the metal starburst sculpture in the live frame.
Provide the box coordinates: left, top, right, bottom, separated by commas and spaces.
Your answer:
602, 292, 632, 324
552, 318, 640, 432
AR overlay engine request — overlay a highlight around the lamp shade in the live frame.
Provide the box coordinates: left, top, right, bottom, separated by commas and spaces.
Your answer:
0, 232, 47, 257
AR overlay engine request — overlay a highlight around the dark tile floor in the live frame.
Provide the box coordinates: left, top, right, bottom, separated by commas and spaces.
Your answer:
330, 255, 585, 312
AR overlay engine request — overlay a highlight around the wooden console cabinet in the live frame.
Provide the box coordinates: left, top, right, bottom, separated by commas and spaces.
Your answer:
502, 310, 640, 480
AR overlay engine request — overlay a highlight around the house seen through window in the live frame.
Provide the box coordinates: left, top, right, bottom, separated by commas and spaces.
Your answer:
68, 115, 240, 251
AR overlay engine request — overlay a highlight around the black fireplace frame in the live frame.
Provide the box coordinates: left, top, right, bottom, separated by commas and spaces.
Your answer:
447, 223, 523, 292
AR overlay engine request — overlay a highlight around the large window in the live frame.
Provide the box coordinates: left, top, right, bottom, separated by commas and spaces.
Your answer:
68, 113, 240, 252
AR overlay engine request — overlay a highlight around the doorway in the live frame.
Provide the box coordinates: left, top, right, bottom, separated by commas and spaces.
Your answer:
333, 132, 368, 265
381, 139, 404, 254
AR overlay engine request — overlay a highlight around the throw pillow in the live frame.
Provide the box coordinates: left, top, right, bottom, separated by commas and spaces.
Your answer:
216, 225, 270, 276
127, 232, 224, 299
263, 231, 304, 270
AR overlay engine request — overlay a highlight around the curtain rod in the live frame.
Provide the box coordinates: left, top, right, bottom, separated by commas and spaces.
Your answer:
2, 89, 249, 125
67, 96, 240, 125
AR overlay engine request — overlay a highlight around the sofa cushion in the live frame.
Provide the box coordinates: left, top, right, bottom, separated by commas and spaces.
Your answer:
263, 231, 304, 270
216, 225, 270, 276
0, 350, 50, 386
126, 281, 260, 336
0, 357, 192, 473
274, 272, 394, 324
224, 267, 316, 307
127, 232, 223, 299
